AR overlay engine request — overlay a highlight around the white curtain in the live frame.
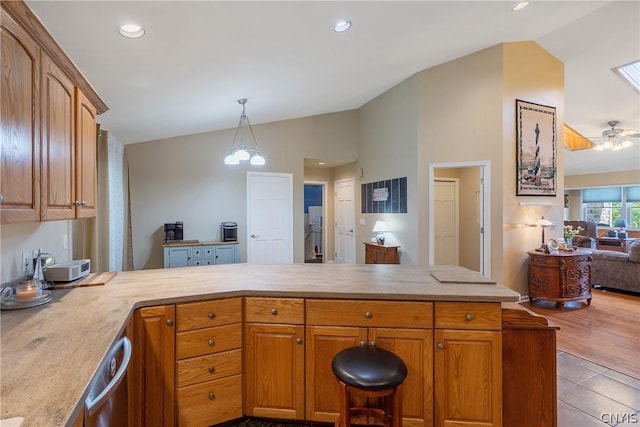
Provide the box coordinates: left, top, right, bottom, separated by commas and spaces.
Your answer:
74, 128, 133, 272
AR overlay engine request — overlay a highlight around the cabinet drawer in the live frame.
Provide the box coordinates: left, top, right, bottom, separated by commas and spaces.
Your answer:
176, 374, 243, 427
434, 302, 501, 330
177, 348, 242, 388
306, 299, 433, 328
245, 297, 304, 324
176, 297, 242, 332
176, 323, 242, 360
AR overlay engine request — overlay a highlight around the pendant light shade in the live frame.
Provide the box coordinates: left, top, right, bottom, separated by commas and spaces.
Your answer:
224, 98, 266, 166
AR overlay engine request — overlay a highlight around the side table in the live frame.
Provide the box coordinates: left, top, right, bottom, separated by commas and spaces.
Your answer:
527, 249, 592, 306
364, 242, 400, 264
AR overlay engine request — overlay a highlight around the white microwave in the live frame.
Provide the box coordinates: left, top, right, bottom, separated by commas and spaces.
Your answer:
44, 259, 90, 282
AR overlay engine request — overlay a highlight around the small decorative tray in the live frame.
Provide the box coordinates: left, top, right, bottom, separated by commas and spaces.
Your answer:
1, 290, 52, 310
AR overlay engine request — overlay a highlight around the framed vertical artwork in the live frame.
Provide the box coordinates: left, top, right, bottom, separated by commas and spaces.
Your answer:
516, 99, 557, 196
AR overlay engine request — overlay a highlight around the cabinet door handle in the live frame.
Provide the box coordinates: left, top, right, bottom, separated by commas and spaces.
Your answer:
208, 339, 215, 346
208, 366, 215, 373
365, 311, 372, 319
296, 338, 303, 345
465, 313, 475, 321
369, 341, 376, 347
360, 340, 366, 347
208, 312, 215, 319
166, 319, 174, 326
208, 392, 215, 400
437, 343, 444, 350
271, 308, 278, 315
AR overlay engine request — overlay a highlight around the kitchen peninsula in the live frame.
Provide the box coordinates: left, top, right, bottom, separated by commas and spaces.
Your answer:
1, 264, 552, 427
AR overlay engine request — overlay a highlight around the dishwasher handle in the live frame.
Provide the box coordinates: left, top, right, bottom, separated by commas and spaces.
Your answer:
85, 336, 132, 417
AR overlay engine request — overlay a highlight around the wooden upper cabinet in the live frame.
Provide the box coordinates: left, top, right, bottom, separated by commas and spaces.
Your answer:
40, 53, 76, 221
0, 10, 41, 223
75, 88, 97, 218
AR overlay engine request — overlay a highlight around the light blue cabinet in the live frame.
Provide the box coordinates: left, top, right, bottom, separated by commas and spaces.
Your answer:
163, 242, 239, 268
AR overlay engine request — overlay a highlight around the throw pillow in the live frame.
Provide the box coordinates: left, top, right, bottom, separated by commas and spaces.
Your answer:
629, 240, 640, 263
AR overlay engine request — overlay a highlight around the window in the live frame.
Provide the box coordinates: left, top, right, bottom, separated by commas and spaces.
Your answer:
582, 186, 639, 228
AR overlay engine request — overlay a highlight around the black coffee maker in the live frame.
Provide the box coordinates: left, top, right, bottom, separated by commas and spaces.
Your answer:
221, 222, 237, 241
164, 222, 183, 242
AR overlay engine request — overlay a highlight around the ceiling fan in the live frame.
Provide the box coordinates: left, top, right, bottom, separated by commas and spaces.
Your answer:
589, 121, 640, 151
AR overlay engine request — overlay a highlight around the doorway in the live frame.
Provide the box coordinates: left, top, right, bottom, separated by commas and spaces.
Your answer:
246, 172, 293, 264
428, 161, 490, 276
304, 182, 326, 263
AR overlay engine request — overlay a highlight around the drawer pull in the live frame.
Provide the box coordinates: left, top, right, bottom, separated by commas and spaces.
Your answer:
296, 338, 302, 345
437, 343, 444, 350
208, 339, 215, 346
166, 319, 174, 326
208, 312, 215, 319
208, 392, 215, 400
370, 341, 376, 347
365, 311, 372, 319
208, 366, 215, 373
271, 308, 278, 315
465, 313, 475, 321
360, 341, 366, 347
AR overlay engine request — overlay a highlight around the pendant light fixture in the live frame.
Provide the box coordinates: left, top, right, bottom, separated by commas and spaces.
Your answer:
224, 98, 266, 166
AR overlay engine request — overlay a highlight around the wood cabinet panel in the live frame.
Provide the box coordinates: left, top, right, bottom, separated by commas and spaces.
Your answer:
133, 305, 175, 427
306, 299, 433, 328
176, 374, 243, 427
245, 297, 304, 324
176, 323, 242, 360
40, 53, 75, 221
364, 242, 400, 264
434, 302, 501, 330
176, 297, 242, 332
0, 11, 40, 223
75, 88, 97, 218
176, 348, 242, 388
245, 323, 305, 419
434, 329, 502, 427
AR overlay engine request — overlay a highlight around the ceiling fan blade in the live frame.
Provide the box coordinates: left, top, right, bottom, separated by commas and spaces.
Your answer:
618, 129, 640, 138
564, 124, 594, 151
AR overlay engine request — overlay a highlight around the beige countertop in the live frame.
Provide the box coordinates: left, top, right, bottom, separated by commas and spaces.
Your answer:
0, 263, 520, 426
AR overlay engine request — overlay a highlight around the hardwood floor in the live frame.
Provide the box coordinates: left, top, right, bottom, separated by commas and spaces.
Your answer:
518, 288, 640, 379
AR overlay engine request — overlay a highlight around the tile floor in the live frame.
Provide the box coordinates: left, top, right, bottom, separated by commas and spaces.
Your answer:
557, 350, 640, 426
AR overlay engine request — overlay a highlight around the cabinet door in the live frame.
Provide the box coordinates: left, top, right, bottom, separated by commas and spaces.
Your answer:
245, 323, 305, 419
434, 329, 502, 427
40, 54, 75, 221
167, 247, 191, 268
305, 325, 367, 422
133, 305, 176, 427
215, 245, 237, 264
75, 88, 97, 218
371, 328, 433, 427
0, 12, 40, 223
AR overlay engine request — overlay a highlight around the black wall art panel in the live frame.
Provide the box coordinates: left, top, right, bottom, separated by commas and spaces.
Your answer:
361, 177, 407, 214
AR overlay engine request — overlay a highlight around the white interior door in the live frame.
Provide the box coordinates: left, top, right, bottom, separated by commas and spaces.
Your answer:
335, 178, 355, 264
434, 179, 459, 265
247, 172, 293, 264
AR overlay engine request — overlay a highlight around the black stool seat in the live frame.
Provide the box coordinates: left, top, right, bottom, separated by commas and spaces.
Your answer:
332, 346, 408, 391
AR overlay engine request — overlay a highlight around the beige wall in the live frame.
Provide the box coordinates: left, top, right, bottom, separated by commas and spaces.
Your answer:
357, 78, 419, 264
1, 221, 72, 283
125, 111, 359, 269
565, 170, 639, 189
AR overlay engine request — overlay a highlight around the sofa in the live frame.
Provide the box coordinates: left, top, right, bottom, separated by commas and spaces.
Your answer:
564, 220, 597, 249
591, 240, 640, 294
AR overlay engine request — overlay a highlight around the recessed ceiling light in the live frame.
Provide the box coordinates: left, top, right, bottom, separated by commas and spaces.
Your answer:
512, 1, 530, 11
318, 162, 326, 165
118, 24, 145, 39
334, 20, 351, 33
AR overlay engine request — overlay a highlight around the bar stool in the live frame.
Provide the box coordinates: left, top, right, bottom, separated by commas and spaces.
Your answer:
331, 344, 408, 427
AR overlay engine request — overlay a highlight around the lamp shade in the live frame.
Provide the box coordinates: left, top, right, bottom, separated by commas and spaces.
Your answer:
614, 219, 629, 228
535, 216, 553, 227
372, 220, 389, 233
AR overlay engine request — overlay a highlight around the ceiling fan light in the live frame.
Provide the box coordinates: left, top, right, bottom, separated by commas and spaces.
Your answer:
224, 153, 240, 165
512, 1, 530, 12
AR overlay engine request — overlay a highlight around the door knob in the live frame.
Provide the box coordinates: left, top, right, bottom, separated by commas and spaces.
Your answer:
251, 234, 258, 238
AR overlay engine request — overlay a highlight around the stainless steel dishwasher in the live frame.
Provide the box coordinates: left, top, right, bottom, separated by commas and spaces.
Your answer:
84, 335, 132, 426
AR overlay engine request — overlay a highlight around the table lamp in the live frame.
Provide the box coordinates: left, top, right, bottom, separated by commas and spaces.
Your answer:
614, 219, 629, 239
535, 216, 553, 250
372, 220, 389, 245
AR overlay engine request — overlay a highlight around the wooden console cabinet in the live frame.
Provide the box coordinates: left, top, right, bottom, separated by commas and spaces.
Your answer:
527, 250, 593, 305
364, 242, 400, 264
595, 237, 638, 253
